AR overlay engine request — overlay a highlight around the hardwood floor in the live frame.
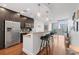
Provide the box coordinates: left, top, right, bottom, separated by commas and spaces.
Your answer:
38, 46, 53, 55
0, 43, 53, 55
0, 43, 23, 55
0, 42, 67, 55
0, 35, 68, 55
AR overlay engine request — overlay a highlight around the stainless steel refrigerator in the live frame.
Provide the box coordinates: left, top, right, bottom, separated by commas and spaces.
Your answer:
0, 20, 21, 49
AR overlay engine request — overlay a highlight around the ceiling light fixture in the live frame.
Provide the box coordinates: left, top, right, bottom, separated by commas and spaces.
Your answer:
37, 4, 41, 17
26, 8, 30, 11
46, 11, 49, 21
37, 12, 41, 17
23, 8, 30, 13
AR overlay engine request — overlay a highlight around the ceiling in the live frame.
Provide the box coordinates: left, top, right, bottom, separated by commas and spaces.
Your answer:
45, 3, 79, 21
0, 3, 52, 23
0, 3, 79, 23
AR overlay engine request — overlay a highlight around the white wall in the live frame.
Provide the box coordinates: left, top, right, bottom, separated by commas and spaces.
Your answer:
70, 20, 79, 47
70, 31, 79, 47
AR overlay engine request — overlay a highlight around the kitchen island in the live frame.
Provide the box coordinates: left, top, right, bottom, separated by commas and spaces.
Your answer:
23, 32, 45, 55
23, 32, 67, 55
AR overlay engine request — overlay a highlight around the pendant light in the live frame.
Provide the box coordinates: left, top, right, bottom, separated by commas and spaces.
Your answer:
37, 4, 41, 17
46, 11, 49, 21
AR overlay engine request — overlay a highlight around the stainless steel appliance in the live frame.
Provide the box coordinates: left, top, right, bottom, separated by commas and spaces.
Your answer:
0, 20, 20, 48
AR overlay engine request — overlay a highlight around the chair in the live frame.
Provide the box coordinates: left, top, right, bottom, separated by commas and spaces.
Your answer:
40, 34, 50, 54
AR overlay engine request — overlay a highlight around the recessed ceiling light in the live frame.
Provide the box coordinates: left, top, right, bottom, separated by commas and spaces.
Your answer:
23, 9, 30, 12
37, 12, 41, 17
23, 10, 27, 12
26, 8, 30, 11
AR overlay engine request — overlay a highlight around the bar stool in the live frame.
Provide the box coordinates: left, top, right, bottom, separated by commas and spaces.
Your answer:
40, 34, 50, 55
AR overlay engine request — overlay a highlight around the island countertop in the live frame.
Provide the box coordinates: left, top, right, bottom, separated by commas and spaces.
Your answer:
22, 32, 45, 55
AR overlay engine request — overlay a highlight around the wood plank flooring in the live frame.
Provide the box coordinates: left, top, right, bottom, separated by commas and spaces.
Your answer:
0, 35, 68, 55
0, 42, 67, 55
0, 43, 23, 55
0, 43, 53, 55
37, 46, 53, 55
